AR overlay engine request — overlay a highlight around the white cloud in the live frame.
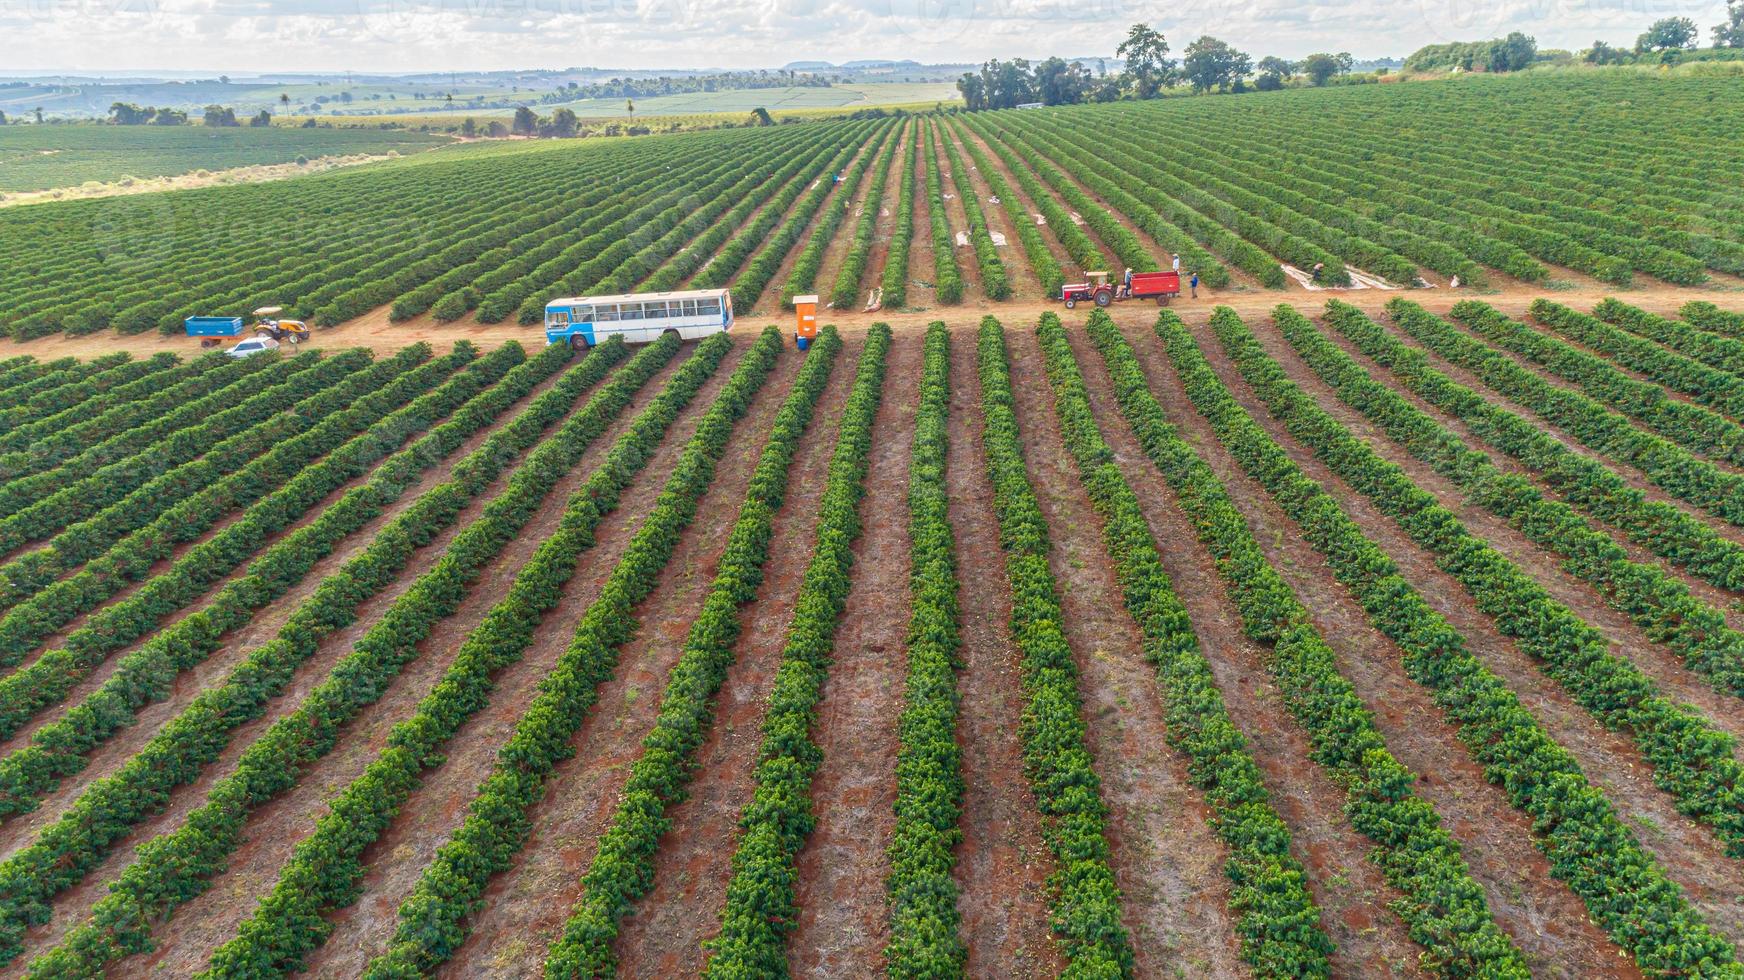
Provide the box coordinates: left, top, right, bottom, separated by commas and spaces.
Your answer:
3, 0, 1732, 71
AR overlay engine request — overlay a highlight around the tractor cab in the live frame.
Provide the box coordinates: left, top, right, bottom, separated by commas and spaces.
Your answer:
1061, 271, 1115, 309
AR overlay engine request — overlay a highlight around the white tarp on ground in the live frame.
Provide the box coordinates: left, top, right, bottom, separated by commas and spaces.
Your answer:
956, 231, 970, 247
1346, 267, 1405, 290
990, 231, 1008, 247
1035, 213, 1047, 226
1069, 211, 1085, 225
989, 195, 1001, 205
1282, 264, 1406, 291
865, 286, 883, 312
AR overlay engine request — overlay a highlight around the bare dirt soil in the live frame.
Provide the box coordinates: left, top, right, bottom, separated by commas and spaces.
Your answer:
937, 124, 1050, 306
305, 343, 804, 978
4, 279, 1734, 364
784, 330, 921, 978
11, 289, 1744, 979
1058, 326, 1431, 978
740, 139, 881, 318
855, 126, 909, 317
0, 363, 564, 800
1003, 327, 1248, 979
127, 345, 749, 976
607, 336, 863, 977
924, 125, 986, 303
1223, 316, 1744, 947
1127, 317, 1656, 975
942, 334, 1062, 977
1, 351, 690, 970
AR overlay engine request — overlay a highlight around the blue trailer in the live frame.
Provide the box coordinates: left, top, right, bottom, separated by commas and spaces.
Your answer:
185, 316, 246, 348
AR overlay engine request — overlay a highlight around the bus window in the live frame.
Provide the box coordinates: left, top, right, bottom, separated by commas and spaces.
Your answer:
597, 304, 619, 323
698, 298, 721, 316
644, 301, 668, 318
680, 299, 698, 316
573, 307, 594, 323
548, 310, 571, 326
621, 303, 643, 321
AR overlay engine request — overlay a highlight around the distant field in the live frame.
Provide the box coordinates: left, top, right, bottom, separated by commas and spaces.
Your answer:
383, 81, 960, 120
0, 80, 505, 119
0, 125, 450, 193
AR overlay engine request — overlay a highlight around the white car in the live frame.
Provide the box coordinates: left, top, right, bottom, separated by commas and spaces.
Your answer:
226, 337, 281, 358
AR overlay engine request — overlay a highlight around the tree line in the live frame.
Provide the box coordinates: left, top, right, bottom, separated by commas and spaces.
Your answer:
955, 25, 1359, 110
105, 103, 274, 127
536, 69, 830, 105
1585, 5, 1744, 63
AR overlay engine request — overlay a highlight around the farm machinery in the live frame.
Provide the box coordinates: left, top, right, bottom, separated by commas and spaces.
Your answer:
1060, 270, 1180, 309
184, 306, 310, 348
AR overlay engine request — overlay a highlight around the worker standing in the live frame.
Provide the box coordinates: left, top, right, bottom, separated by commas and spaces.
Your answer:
1122, 267, 1133, 298
1189, 272, 1199, 298
1171, 253, 1181, 273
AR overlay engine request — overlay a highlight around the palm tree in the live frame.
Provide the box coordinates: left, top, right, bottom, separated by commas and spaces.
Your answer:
279, 92, 289, 116
33, 107, 44, 124
625, 98, 634, 118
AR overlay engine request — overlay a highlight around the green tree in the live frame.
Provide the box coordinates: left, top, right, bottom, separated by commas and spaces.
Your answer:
249, 109, 272, 127
1117, 23, 1175, 98
1033, 56, 1091, 104
1637, 16, 1698, 51
108, 102, 154, 124
956, 72, 986, 110
32, 107, 43, 124
626, 98, 634, 117
460, 116, 477, 136
1484, 32, 1538, 71
1255, 55, 1293, 90
1182, 36, 1252, 92
1716, 0, 1744, 47
546, 107, 579, 136
1583, 40, 1628, 63
1299, 52, 1346, 85
511, 105, 539, 135
202, 104, 239, 127
748, 106, 775, 125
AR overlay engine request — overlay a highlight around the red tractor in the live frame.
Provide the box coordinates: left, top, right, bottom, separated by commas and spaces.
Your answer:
1060, 270, 1181, 309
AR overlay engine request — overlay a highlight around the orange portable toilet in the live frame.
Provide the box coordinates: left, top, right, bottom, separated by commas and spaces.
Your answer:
793, 294, 819, 350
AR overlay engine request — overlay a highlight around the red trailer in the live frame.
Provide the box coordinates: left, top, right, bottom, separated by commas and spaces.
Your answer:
1060, 270, 1181, 308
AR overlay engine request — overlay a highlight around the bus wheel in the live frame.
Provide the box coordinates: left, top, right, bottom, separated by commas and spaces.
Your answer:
663, 328, 681, 340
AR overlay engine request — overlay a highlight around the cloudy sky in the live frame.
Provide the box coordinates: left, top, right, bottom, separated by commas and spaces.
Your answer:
3, 0, 1730, 72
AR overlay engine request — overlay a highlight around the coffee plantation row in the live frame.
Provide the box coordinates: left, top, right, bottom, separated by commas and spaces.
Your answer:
4, 71, 1744, 341
0, 286, 1743, 975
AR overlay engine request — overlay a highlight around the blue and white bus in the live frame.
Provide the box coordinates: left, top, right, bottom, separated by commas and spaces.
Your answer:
544, 288, 734, 347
